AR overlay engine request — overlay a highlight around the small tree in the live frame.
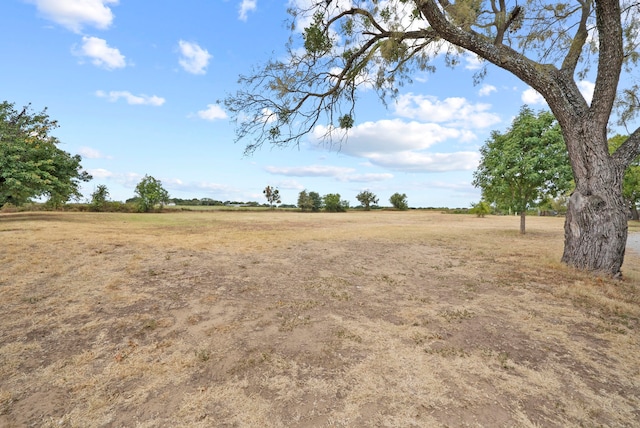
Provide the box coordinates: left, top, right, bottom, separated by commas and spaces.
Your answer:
323, 193, 349, 212
356, 190, 379, 211
389, 193, 408, 211
470, 201, 492, 218
134, 175, 169, 213
473, 106, 573, 234
90, 184, 110, 212
263, 185, 281, 209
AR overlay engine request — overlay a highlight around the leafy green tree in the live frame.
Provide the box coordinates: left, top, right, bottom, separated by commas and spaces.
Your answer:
356, 190, 379, 211
323, 193, 349, 212
90, 184, 110, 212
298, 190, 323, 212
470, 200, 492, 218
389, 193, 408, 211
0, 101, 91, 207
224, 2, 640, 275
134, 175, 170, 213
263, 185, 281, 209
473, 106, 573, 234
609, 135, 640, 220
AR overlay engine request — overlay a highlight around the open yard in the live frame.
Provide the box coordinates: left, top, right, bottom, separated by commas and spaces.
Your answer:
1, 210, 640, 427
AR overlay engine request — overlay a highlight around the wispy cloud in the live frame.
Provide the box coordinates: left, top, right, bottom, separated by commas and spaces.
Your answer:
265, 165, 393, 182
238, 0, 257, 21
78, 146, 113, 159
196, 104, 227, 121
178, 40, 212, 75
265, 165, 354, 177
96, 90, 165, 106
478, 84, 497, 97
74, 36, 125, 70
29, 0, 118, 33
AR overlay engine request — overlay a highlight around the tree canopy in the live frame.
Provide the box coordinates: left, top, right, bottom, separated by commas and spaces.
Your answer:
0, 101, 91, 207
356, 190, 379, 210
224, 2, 640, 275
473, 106, 573, 233
134, 175, 170, 213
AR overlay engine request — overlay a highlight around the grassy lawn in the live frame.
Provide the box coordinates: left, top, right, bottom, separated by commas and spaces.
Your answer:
1, 210, 639, 427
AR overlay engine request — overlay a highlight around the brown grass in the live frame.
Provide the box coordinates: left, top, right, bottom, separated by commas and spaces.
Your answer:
1, 211, 640, 427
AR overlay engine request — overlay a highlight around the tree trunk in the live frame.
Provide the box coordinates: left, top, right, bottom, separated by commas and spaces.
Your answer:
520, 211, 526, 235
560, 127, 628, 276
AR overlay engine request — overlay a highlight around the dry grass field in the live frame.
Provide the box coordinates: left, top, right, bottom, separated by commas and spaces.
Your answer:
1, 210, 640, 427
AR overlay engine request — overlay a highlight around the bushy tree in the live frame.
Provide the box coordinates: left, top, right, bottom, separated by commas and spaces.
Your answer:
134, 175, 169, 213
263, 185, 281, 209
224, 2, 640, 275
473, 106, 573, 234
298, 190, 323, 212
0, 101, 91, 207
389, 193, 408, 211
356, 190, 379, 211
90, 184, 110, 212
470, 200, 492, 218
323, 193, 349, 212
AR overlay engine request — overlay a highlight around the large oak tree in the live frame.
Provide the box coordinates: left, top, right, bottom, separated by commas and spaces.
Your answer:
225, 1, 640, 276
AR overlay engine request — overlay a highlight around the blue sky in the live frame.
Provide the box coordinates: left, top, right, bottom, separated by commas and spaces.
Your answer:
1, 0, 596, 208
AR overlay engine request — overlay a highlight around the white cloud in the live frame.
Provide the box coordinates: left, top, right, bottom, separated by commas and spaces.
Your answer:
478, 84, 497, 97
29, 0, 118, 33
265, 165, 393, 183
393, 93, 501, 129
96, 90, 166, 106
315, 120, 475, 157
366, 151, 480, 172
197, 104, 227, 121
521, 87, 546, 105
339, 173, 394, 182
87, 168, 114, 179
578, 80, 595, 105
239, 0, 257, 21
306, 92, 499, 174
178, 40, 212, 75
74, 36, 125, 69
265, 165, 354, 177
78, 146, 112, 159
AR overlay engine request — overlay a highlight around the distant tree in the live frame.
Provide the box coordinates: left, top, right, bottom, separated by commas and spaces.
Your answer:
389, 193, 408, 211
609, 135, 640, 220
470, 201, 492, 218
473, 106, 573, 234
356, 190, 379, 211
90, 184, 110, 212
263, 185, 281, 209
134, 175, 170, 213
323, 193, 349, 212
298, 190, 323, 212
0, 101, 91, 208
